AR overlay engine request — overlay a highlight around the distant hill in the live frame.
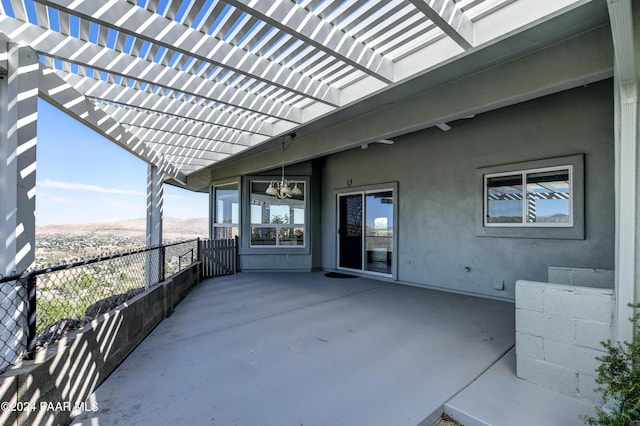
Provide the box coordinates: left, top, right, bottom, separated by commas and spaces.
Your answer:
37, 217, 208, 241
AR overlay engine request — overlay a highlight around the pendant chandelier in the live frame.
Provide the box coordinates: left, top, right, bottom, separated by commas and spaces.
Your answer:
266, 133, 302, 199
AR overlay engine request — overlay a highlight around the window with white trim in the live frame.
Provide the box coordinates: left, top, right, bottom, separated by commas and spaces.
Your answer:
212, 183, 239, 239
249, 181, 305, 247
484, 166, 572, 227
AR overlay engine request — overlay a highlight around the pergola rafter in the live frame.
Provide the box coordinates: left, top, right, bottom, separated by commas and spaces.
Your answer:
97, 104, 253, 148
64, 78, 275, 137
124, 124, 248, 157
55, 69, 276, 135
35, 0, 342, 106
37, 64, 187, 183
224, 0, 395, 83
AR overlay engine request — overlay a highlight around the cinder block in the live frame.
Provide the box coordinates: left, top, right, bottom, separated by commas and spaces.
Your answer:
578, 373, 604, 405
162, 280, 175, 317
516, 308, 575, 343
515, 282, 545, 312
575, 320, 612, 350
544, 340, 603, 375
517, 356, 578, 397
516, 332, 544, 360
548, 266, 614, 289
572, 291, 614, 323
542, 286, 577, 318
544, 287, 613, 322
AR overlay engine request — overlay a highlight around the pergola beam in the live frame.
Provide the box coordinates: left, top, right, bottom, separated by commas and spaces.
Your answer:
225, 0, 395, 83
408, 0, 473, 49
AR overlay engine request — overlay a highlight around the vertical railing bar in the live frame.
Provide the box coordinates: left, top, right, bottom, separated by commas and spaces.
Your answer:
234, 235, 239, 274
207, 239, 211, 278
25, 273, 37, 360
196, 238, 200, 270
216, 238, 220, 276
160, 246, 166, 282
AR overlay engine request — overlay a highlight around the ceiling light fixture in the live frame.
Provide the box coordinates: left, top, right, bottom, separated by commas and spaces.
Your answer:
266, 133, 302, 199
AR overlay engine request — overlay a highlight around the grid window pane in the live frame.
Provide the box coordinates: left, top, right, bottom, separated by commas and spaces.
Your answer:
278, 227, 304, 246
250, 181, 306, 247
213, 226, 238, 240
251, 227, 276, 246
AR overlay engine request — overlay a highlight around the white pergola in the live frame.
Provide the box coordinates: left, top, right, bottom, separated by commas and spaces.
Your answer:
0, 0, 638, 346
0, 0, 593, 180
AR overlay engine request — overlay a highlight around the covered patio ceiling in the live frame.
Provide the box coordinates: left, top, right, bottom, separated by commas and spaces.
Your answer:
0, 0, 610, 188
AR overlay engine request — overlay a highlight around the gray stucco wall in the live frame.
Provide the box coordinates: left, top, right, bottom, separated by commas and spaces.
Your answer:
321, 80, 614, 300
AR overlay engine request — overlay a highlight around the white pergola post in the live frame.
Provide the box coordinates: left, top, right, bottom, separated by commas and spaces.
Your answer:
0, 42, 39, 365
145, 164, 163, 287
608, 0, 639, 343
0, 43, 38, 276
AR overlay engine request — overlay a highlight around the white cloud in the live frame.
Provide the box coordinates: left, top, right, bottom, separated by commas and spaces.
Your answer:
39, 179, 145, 196
38, 193, 74, 205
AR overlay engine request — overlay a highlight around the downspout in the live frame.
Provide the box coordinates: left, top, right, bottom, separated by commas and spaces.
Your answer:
608, 0, 638, 343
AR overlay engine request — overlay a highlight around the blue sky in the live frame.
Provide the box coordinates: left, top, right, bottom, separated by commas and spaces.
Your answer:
36, 99, 209, 225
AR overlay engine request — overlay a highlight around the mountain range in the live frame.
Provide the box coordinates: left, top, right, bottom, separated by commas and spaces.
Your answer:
37, 217, 208, 241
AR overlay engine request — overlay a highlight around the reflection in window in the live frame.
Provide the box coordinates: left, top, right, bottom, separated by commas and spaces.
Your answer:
485, 166, 572, 227
213, 183, 239, 239
250, 181, 305, 247
486, 174, 523, 224
526, 170, 570, 224
365, 191, 393, 274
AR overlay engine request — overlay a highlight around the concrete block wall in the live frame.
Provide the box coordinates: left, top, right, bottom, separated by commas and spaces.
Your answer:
0, 264, 200, 426
548, 266, 614, 289
515, 280, 614, 404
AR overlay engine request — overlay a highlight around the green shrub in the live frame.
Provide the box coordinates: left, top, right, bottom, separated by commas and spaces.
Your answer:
36, 297, 90, 335
583, 303, 640, 425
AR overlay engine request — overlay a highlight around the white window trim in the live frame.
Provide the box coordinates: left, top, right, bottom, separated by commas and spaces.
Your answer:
484, 165, 573, 228
475, 154, 584, 240
211, 181, 240, 240
249, 180, 307, 248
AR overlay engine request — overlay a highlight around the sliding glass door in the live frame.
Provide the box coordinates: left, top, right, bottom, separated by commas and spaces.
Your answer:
338, 189, 394, 276
338, 194, 363, 270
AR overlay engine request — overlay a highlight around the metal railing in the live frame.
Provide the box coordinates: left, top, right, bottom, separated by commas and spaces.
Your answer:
0, 239, 199, 374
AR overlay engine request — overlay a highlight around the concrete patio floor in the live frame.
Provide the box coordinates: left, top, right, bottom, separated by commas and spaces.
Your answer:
70, 272, 595, 425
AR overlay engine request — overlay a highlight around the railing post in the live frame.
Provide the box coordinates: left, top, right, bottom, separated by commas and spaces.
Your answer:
160, 246, 166, 282
234, 235, 239, 274
25, 273, 37, 360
